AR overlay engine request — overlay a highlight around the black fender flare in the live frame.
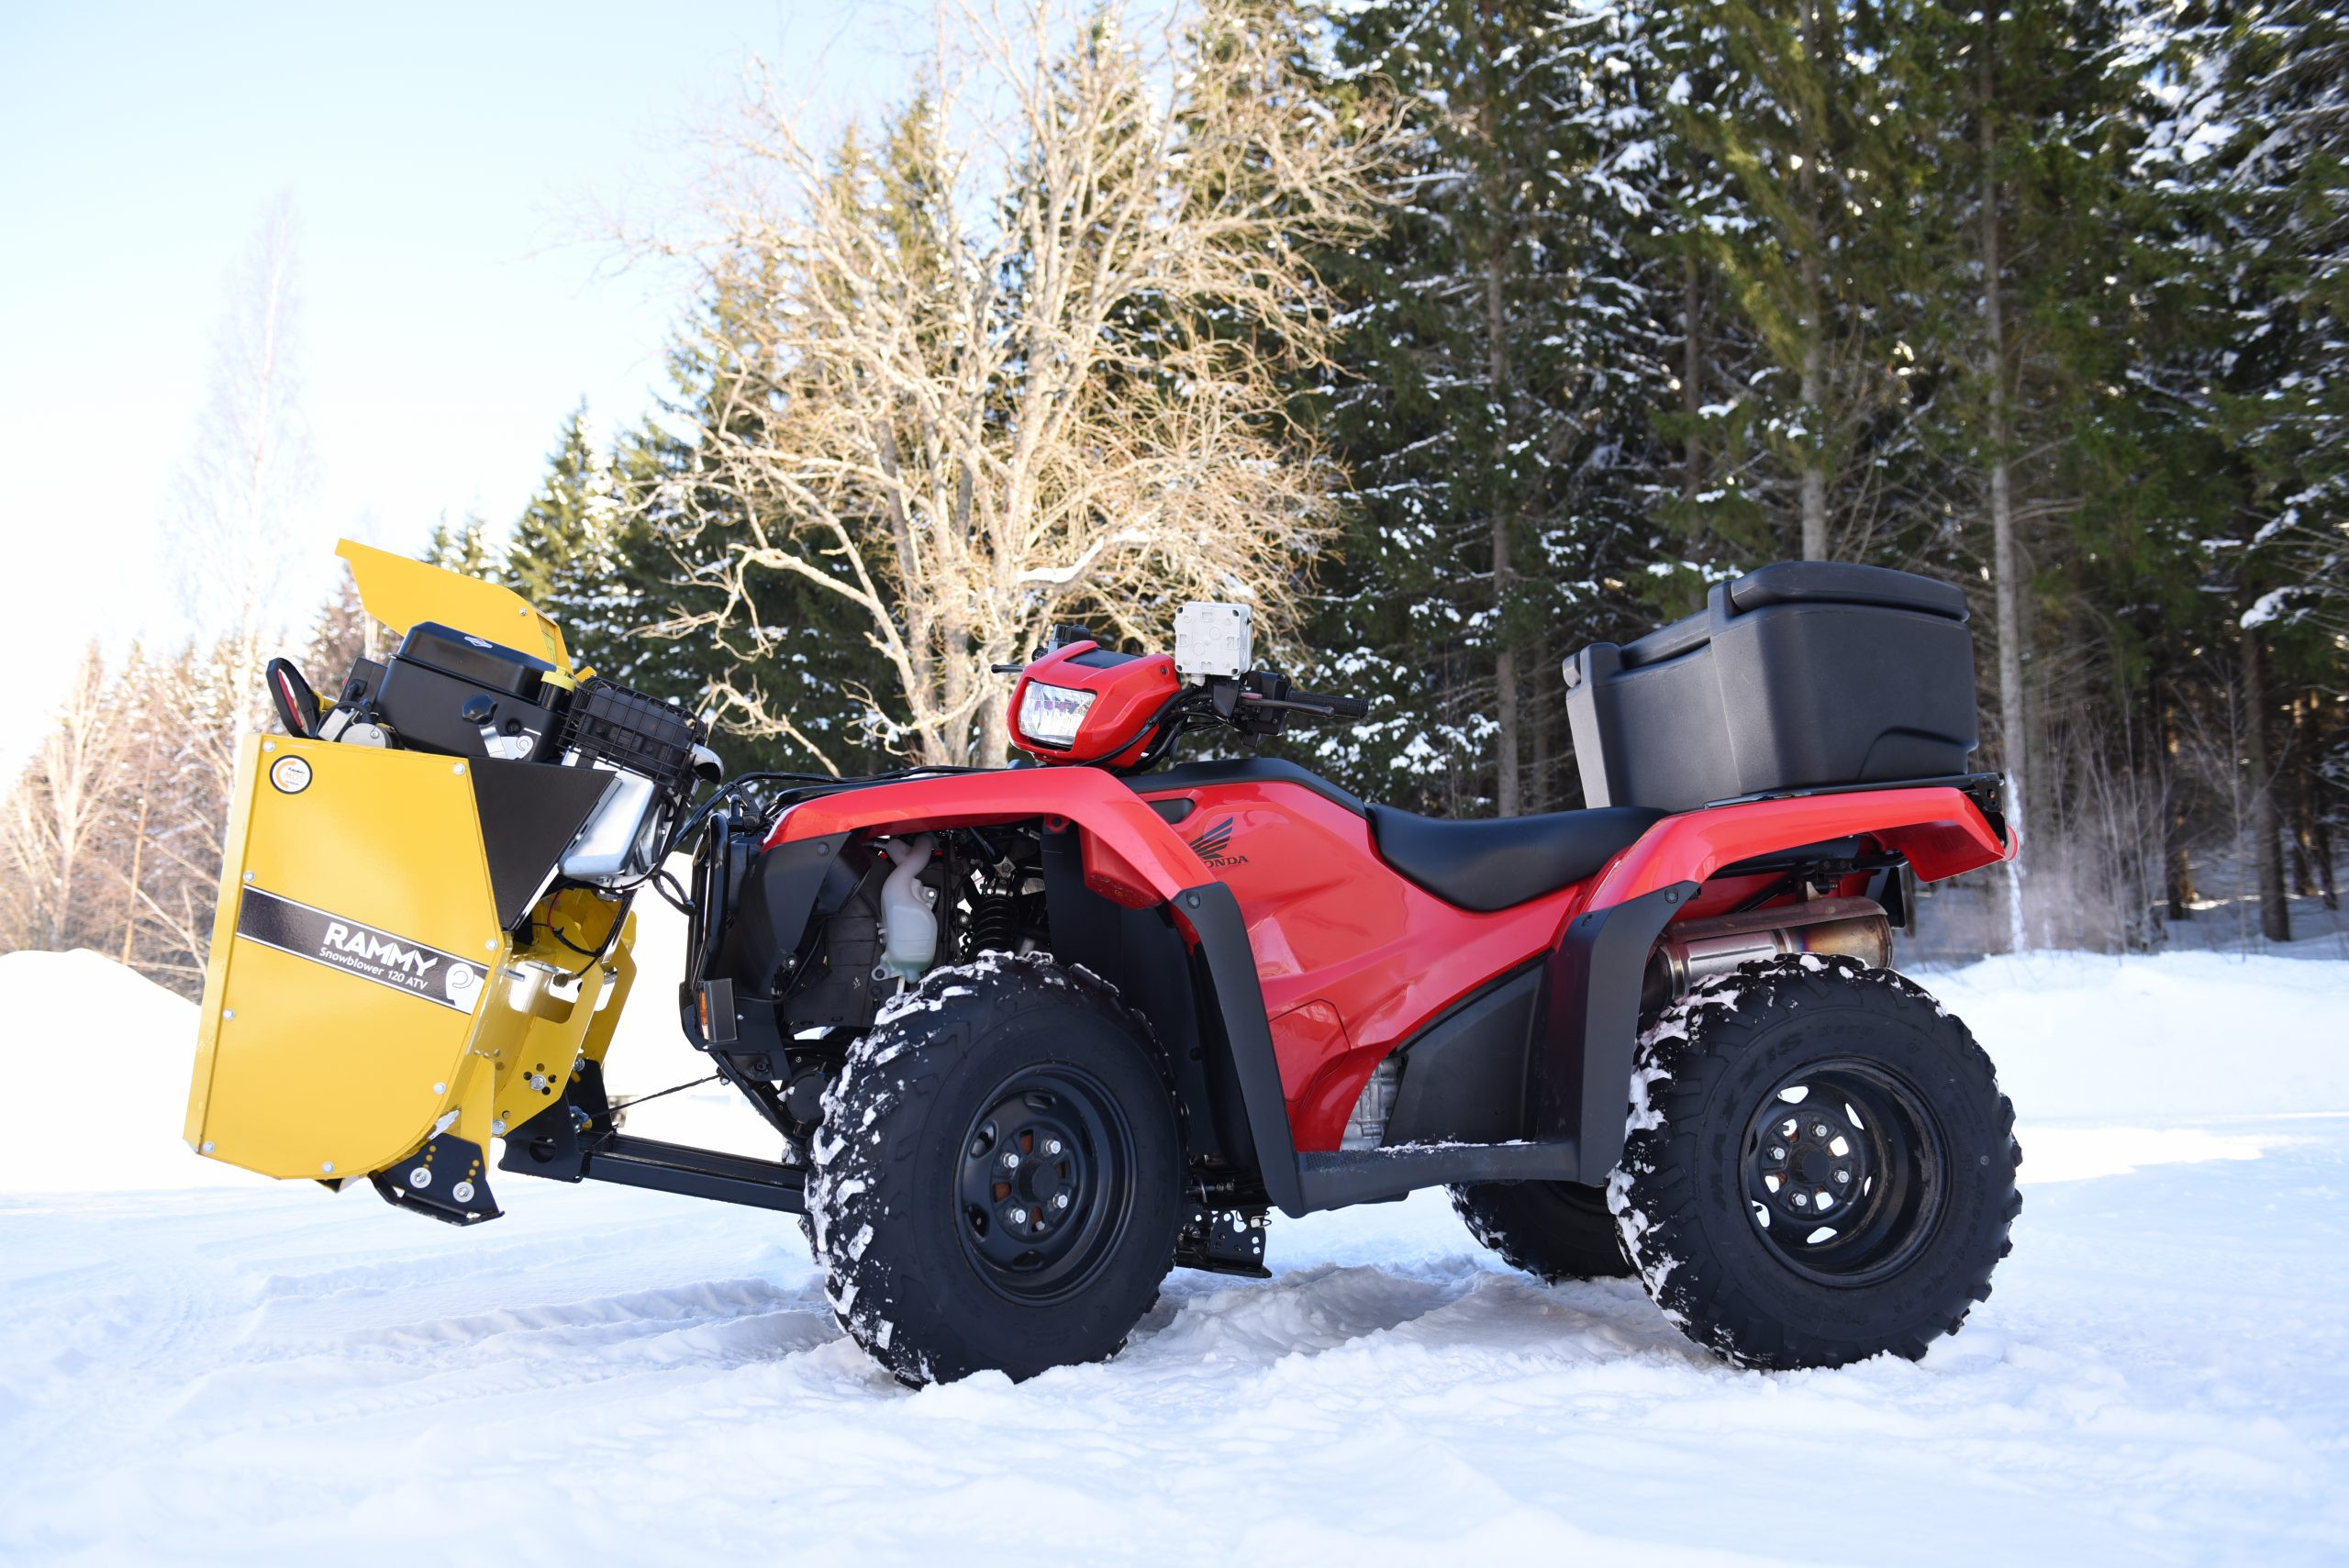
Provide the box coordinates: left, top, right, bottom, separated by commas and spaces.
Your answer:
1541, 881, 1698, 1184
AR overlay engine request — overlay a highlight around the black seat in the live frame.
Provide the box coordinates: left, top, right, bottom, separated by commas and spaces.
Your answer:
1366, 804, 1666, 913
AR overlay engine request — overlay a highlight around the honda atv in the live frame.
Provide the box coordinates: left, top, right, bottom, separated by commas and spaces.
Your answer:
186, 541, 2021, 1385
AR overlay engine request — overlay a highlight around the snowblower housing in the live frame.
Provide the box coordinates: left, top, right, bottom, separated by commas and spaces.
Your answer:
183, 542, 706, 1217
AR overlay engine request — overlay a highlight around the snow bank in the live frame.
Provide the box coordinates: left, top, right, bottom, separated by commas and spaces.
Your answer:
1924, 950, 2349, 1119
0, 949, 265, 1193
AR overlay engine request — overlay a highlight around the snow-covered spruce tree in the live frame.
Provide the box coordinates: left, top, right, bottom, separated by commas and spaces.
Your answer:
1298, 0, 1675, 817
422, 517, 499, 578
1873, 0, 2160, 949
1643, 0, 1779, 570
2106, 0, 2344, 944
2195, 0, 2347, 940
498, 405, 681, 695
1670, 0, 1934, 564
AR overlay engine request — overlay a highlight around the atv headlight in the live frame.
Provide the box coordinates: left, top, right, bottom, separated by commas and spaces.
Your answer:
1017, 682, 1095, 749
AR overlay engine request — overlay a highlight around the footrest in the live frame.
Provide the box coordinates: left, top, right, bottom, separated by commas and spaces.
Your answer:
1174, 1204, 1270, 1278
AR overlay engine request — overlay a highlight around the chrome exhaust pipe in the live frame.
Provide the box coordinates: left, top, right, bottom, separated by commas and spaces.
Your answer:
1642, 896, 1893, 1012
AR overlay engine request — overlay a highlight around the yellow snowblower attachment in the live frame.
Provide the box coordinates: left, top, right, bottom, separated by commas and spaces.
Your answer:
184, 544, 653, 1222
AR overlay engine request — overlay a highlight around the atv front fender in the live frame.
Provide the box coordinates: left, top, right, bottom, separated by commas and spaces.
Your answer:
764, 766, 1212, 904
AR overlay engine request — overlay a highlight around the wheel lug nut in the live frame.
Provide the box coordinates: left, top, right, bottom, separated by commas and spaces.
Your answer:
1009, 1207, 1028, 1223
1812, 1124, 1830, 1139
1046, 1139, 1063, 1155
1053, 1193, 1069, 1209
1769, 1146, 1787, 1160
1834, 1171, 1850, 1184
1791, 1193, 1809, 1207
1002, 1152, 1019, 1169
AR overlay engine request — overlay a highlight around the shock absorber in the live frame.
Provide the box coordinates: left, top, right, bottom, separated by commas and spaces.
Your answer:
963, 892, 1020, 957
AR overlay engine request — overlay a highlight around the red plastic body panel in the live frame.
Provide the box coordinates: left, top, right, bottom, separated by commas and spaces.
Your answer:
764, 768, 2013, 1157
1008, 644, 1181, 765
1131, 777, 1581, 1151
1585, 786, 2012, 907
765, 768, 1209, 903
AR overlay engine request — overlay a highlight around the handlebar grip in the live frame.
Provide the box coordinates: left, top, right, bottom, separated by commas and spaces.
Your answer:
1290, 689, 1368, 720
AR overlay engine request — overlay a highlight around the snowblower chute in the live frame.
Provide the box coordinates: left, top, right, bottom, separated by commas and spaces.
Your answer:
182, 543, 709, 1222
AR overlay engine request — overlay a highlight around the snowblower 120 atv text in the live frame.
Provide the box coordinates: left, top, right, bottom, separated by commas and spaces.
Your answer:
187, 541, 2021, 1384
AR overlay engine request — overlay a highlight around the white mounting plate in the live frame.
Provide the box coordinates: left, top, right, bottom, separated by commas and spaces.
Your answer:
1174, 602, 1253, 682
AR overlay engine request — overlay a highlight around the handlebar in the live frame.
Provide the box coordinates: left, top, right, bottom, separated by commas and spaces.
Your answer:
1232, 686, 1368, 722
1282, 689, 1369, 720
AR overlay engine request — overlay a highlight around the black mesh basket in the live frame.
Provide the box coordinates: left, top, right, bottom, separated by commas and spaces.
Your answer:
553, 679, 706, 790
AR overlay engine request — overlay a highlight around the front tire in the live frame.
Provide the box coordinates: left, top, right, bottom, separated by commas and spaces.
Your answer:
1608, 955, 2021, 1370
808, 955, 1182, 1385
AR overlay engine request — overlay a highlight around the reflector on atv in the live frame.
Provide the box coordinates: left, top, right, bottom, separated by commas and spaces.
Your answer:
190, 543, 2018, 1385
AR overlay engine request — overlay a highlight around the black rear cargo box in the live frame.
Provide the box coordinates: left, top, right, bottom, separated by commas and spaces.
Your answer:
1564, 562, 1976, 814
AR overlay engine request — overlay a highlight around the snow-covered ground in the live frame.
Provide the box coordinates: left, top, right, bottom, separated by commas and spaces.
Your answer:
3, 943, 2346, 1565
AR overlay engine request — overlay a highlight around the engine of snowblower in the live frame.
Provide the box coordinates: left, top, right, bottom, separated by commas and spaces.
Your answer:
184, 540, 713, 1222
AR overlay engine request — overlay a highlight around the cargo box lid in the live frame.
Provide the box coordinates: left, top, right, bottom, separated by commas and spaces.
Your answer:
1726, 562, 1968, 621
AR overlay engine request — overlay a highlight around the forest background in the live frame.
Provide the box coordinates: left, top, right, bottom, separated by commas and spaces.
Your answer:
6, 0, 2343, 992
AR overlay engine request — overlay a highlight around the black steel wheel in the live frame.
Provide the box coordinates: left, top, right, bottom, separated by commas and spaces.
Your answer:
1609, 955, 2021, 1370
809, 954, 1181, 1385
954, 1064, 1139, 1303
1742, 1062, 1946, 1287
1449, 1179, 1634, 1282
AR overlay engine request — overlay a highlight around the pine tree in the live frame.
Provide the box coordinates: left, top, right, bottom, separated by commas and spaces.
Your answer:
1673, 0, 1929, 562
1301, 0, 1673, 816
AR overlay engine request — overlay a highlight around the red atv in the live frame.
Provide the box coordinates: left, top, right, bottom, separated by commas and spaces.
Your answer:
219, 552, 2020, 1386
644, 562, 2019, 1384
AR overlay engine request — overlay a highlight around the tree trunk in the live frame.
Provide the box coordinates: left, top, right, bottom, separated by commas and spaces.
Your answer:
1529, 626, 1554, 813
1795, 0, 1832, 562
1480, 30, 1519, 818
1683, 253, 1705, 504
2241, 619, 2291, 942
1978, 27, 2030, 954
1797, 268, 1828, 561
120, 765, 150, 966
2314, 812, 2340, 914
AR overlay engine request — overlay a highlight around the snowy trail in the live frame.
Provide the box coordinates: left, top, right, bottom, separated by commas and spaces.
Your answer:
4, 949, 2347, 1563
5, 1121, 2348, 1564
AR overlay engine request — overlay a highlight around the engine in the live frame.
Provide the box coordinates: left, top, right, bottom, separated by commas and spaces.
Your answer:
280, 618, 714, 894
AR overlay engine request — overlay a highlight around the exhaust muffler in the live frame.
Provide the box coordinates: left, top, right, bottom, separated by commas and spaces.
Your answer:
1642, 895, 1892, 1012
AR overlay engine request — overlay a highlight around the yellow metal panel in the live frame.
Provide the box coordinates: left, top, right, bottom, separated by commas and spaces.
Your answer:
192, 738, 504, 1180
190, 734, 649, 1187
337, 538, 573, 674
184, 738, 262, 1148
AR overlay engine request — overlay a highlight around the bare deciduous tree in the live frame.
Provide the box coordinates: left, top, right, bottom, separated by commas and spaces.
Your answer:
170, 195, 317, 743
0, 646, 129, 953
648, 0, 1397, 766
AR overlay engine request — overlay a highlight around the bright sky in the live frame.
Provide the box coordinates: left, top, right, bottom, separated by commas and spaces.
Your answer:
0, 1, 911, 771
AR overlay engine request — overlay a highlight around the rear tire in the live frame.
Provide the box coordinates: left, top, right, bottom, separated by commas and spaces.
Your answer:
1608, 955, 2021, 1371
1450, 1179, 1634, 1281
808, 954, 1182, 1385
